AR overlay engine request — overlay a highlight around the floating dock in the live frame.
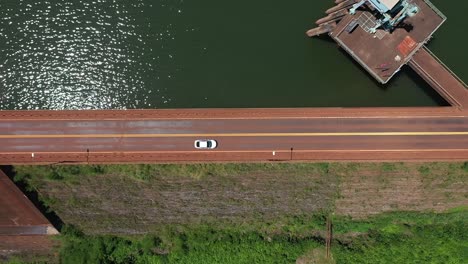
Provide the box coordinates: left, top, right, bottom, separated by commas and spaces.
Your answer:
308, 0, 467, 109
329, 0, 445, 84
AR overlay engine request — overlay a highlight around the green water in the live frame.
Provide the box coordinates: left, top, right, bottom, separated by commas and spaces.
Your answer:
0, 0, 465, 110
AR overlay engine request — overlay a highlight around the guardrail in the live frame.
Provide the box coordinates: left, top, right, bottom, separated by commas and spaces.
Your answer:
423, 46, 468, 89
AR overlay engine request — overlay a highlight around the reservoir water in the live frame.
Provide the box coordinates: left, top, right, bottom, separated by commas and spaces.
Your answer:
0, 0, 466, 110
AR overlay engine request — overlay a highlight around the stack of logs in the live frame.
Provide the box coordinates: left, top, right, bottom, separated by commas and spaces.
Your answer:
306, 0, 357, 37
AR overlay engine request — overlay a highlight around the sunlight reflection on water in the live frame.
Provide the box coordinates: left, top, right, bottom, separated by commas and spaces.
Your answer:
0, 0, 176, 110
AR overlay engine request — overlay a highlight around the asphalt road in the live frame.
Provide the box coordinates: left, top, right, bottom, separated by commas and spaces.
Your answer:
1, 115, 468, 163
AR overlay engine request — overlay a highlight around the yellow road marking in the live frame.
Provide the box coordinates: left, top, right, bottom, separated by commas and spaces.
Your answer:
1, 131, 468, 139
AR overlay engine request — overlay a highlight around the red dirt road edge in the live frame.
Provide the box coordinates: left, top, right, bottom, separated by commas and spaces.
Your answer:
2, 150, 468, 165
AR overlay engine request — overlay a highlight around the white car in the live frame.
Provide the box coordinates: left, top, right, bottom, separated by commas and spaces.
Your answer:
194, 139, 217, 149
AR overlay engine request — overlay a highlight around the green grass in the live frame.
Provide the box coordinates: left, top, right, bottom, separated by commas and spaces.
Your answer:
462, 162, 468, 173
57, 225, 320, 264
8, 162, 468, 263
10, 210, 460, 264
6, 258, 49, 264
333, 210, 467, 233
446, 205, 468, 213
380, 162, 396, 172
332, 210, 468, 264
13, 163, 333, 185
13, 162, 467, 186
6, 209, 467, 264
418, 165, 431, 176
333, 223, 466, 263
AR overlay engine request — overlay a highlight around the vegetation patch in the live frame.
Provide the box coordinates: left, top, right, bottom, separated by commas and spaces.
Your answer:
334, 162, 467, 218
13, 163, 339, 234
56, 224, 320, 264
332, 211, 467, 264
8, 210, 466, 264
6, 162, 468, 263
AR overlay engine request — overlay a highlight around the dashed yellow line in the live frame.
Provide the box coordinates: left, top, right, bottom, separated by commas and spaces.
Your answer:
1, 131, 468, 139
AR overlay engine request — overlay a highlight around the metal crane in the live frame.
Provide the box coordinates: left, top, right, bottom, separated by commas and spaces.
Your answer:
349, 0, 419, 33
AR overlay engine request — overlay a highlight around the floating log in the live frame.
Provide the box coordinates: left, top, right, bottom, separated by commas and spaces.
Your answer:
335, 0, 350, 4
326, 0, 356, 14
316, 9, 348, 25
306, 22, 337, 37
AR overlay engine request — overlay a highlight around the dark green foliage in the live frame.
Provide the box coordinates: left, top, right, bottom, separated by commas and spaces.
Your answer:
47, 169, 64, 180
58, 225, 318, 264
418, 165, 431, 175
381, 162, 396, 172
321, 163, 330, 174
53, 210, 467, 264
14, 163, 334, 185
61, 235, 138, 264
5, 258, 50, 264
332, 211, 468, 263
462, 161, 468, 172
14, 165, 107, 187
61, 224, 85, 238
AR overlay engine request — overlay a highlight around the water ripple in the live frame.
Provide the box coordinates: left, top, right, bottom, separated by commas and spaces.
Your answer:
0, 0, 177, 110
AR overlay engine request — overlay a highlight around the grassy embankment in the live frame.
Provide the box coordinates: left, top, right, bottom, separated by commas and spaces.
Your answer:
6, 162, 468, 263
7, 209, 467, 264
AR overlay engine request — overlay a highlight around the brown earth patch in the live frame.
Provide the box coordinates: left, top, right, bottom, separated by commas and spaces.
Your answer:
12, 162, 467, 235
334, 163, 468, 218
34, 166, 338, 234
296, 247, 335, 264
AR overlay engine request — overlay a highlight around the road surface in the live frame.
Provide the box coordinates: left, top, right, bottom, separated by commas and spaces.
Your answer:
1, 108, 468, 163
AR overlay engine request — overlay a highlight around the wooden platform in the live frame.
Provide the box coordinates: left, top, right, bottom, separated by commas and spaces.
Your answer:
409, 47, 468, 109
329, 0, 445, 83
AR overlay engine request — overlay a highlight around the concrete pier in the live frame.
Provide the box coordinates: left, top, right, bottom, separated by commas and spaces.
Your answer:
409, 47, 468, 109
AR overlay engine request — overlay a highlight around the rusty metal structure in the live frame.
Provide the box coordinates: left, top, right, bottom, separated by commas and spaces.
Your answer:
0, 170, 58, 257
